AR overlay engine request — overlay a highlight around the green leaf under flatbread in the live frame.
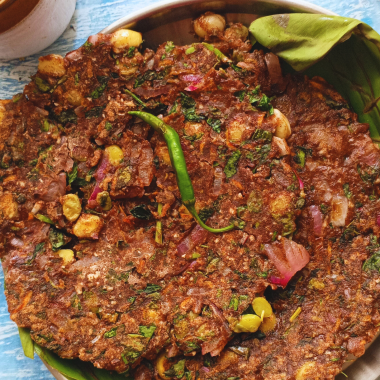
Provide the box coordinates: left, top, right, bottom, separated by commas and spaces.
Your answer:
249, 14, 380, 140
18, 327, 34, 359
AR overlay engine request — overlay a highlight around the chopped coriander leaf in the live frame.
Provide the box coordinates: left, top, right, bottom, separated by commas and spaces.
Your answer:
74, 72, 80, 85
165, 41, 175, 53
55, 109, 77, 125
180, 93, 204, 122
12, 93, 23, 103
90, 76, 109, 99
259, 96, 274, 114
206, 118, 222, 133
234, 90, 246, 102
130, 204, 152, 220
127, 46, 136, 58
83, 41, 93, 52
26, 243, 45, 265
199, 207, 214, 222
224, 150, 241, 179
138, 284, 162, 294
49, 229, 68, 251
164, 359, 186, 378
252, 129, 272, 142
138, 325, 156, 339
85, 106, 105, 119
67, 164, 78, 185
35, 214, 54, 224
104, 327, 118, 338
343, 183, 352, 199
294, 149, 306, 168
105, 121, 113, 131
34, 77, 51, 93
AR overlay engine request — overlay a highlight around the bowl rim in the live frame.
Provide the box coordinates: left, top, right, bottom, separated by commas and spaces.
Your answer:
100, 0, 337, 34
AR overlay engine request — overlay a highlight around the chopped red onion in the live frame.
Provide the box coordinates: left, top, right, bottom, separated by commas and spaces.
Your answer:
10, 237, 24, 248
184, 85, 198, 91
201, 367, 210, 373
177, 225, 210, 256
89, 156, 109, 201
264, 238, 310, 287
377, 215, 380, 227
180, 74, 202, 83
309, 205, 323, 236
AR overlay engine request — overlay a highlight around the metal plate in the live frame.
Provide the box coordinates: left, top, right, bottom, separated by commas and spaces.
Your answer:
45, 1, 379, 379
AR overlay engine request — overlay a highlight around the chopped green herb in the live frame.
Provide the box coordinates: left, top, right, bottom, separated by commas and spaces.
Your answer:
35, 214, 54, 224
320, 204, 328, 214
85, 106, 105, 119
83, 41, 93, 53
90, 76, 109, 99
74, 72, 80, 85
49, 229, 67, 251
105, 121, 113, 131
164, 359, 186, 378
104, 327, 118, 338
165, 41, 175, 53
55, 109, 77, 125
224, 150, 241, 179
296, 198, 306, 209
168, 100, 178, 115
294, 149, 306, 168
26, 243, 45, 265
67, 164, 78, 185
130, 204, 152, 220
206, 118, 222, 133
199, 207, 214, 222
139, 284, 162, 294
34, 77, 51, 93
127, 46, 136, 58
234, 90, 246, 102
343, 183, 352, 199
13, 93, 23, 103
41, 120, 50, 132
138, 325, 156, 339
252, 129, 272, 142
185, 46, 196, 55
272, 231, 278, 241
180, 92, 204, 122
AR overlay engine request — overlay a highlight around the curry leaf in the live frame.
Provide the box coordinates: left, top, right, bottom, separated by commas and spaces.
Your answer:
224, 150, 242, 179
130, 204, 152, 220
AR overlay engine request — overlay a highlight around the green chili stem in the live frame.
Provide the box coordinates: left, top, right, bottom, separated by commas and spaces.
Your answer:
155, 203, 163, 244
124, 88, 147, 108
202, 42, 231, 63
128, 111, 235, 233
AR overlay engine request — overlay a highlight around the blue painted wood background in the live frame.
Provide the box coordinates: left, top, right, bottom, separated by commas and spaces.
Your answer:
0, 0, 379, 378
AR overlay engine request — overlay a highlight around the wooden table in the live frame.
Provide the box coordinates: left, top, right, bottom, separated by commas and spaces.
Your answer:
0, 0, 379, 378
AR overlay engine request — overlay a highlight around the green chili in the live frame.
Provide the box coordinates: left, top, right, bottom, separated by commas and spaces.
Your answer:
128, 111, 234, 233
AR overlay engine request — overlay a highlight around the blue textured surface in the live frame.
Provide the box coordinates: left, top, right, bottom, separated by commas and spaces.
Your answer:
0, 0, 380, 378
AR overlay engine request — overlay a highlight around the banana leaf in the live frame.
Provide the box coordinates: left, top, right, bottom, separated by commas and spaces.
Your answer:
249, 14, 380, 141
34, 344, 131, 380
18, 327, 34, 359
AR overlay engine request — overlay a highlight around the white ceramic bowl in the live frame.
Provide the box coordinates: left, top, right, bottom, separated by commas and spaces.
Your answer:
0, 0, 76, 60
